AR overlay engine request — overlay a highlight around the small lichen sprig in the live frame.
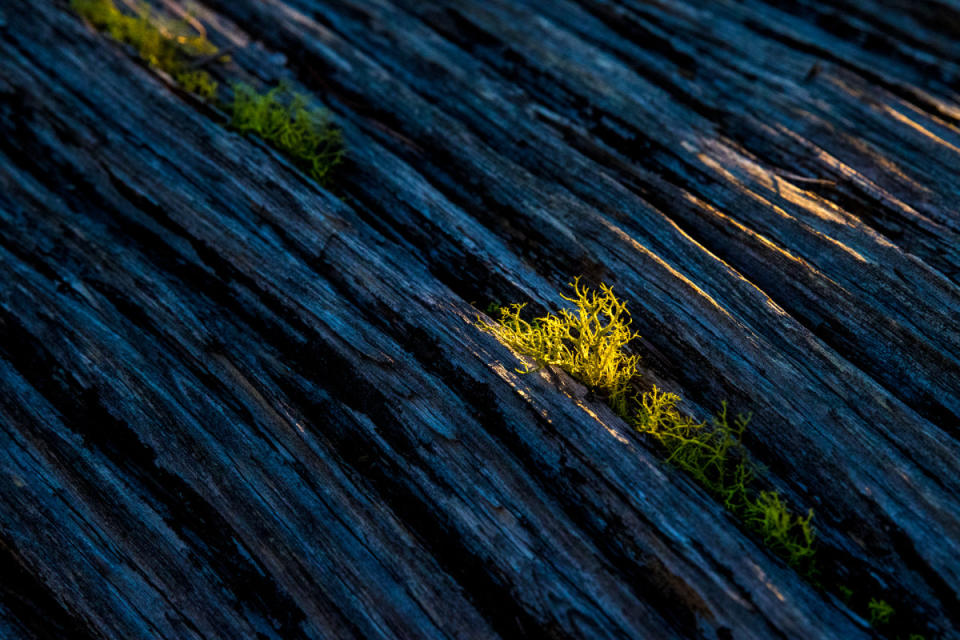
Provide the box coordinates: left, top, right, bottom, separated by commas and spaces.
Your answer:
634, 388, 754, 512
229, 83, 345, 186
71, 0, 222, 100
478, 277, 640, 416
633, 387, 816, 568
868, 598, 895, 626
745, 490, 816, 568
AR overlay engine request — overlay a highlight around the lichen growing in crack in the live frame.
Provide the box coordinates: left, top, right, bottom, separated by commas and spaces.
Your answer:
478, 279, 816, 566
72, 0, 222, 100
71, 0, 344, 186
229, 83, 344, 186
478, 277, 924, 634
479, 277, 639, 416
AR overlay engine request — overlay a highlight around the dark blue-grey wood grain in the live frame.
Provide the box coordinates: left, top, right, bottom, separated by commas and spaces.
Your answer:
1, 0, 958, 638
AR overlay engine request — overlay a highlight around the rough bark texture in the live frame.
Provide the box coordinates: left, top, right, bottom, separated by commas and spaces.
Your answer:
1, 0, 959, 638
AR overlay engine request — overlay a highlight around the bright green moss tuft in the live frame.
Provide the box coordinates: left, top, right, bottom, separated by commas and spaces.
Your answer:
229, 84, 345, 185
72, 0, 220, 100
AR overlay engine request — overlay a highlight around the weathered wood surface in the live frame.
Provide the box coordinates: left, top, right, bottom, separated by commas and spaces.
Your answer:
1, 0, 959, 638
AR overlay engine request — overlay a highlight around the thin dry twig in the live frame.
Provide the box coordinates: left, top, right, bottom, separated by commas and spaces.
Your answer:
185, 42, 238, 69
774, 171, 837, 187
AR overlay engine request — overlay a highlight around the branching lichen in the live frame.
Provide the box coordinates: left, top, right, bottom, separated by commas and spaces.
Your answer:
229, 83, 344, 185
175, 69, 219, 101
633, 387, 816, 568
744, 490, 816, 568
478, 277, 639, 416
72, 0, 345, 187
71, 0, 221, 100
635, 390, 753, 511
479, 279, 926, 634
479, 278, 815, 570
869, 598, 895, 626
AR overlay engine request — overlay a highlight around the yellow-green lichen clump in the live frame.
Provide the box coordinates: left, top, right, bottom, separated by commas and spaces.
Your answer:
72, 0, 221, 100
479, 278, 816, 569
72, 0, 344, 186
230, 83, 344, 185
